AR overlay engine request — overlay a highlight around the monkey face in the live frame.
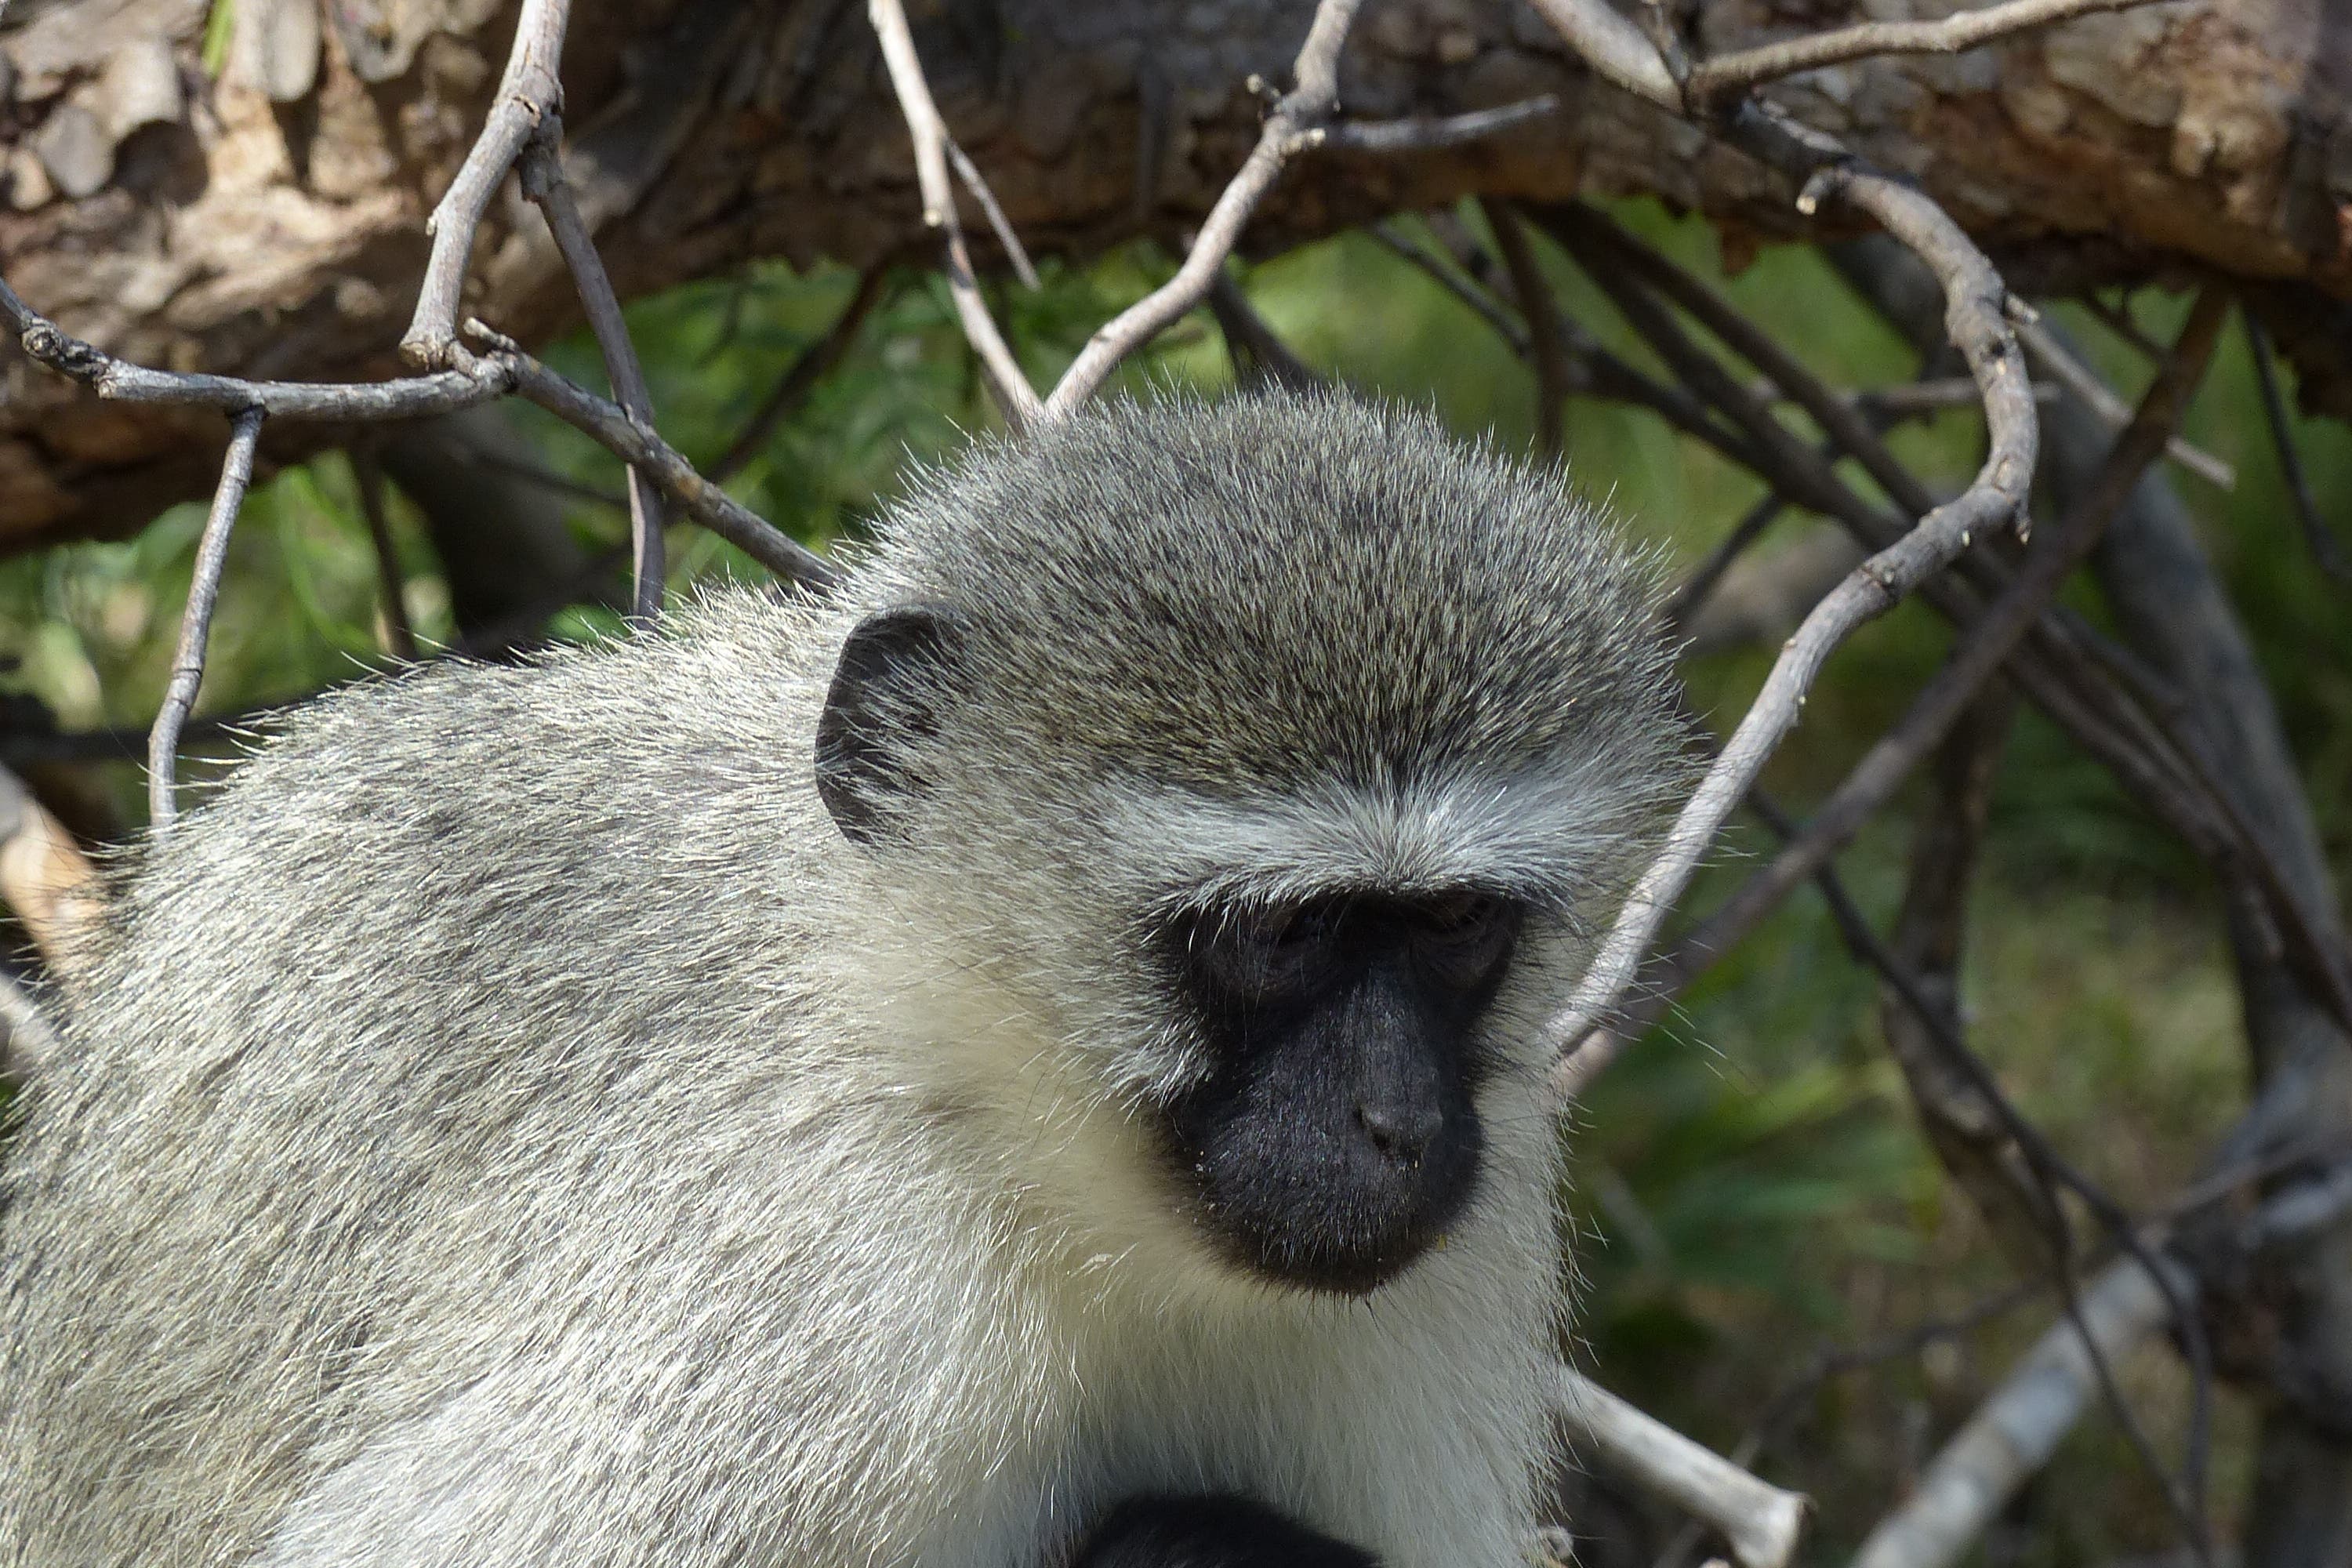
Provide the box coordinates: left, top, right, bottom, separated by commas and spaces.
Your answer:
1155, 890, 1519, 1295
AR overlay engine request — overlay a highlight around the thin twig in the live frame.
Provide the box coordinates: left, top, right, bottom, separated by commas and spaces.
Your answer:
2243, 303, 2350, 583
3, 276, 511, 418
1740, 375, 2054, 422
2077, 291, 2165, 362
1206, 272, 1319, 391
1661, 486, 1791, 634
401, 0, 570, 365
1369, 221, 1531, 350
710, 263, 898, 483
1533, 211, 2256, 978
1551, 202, 1945, 522
1617, 291, 2226, 1075
1040, 0, 1367, 419
4, 268, 837, 593
352, 449, 419, 662
2013, 315, 2233, 488
1846, 1250, 2187, 1568
944, 139, 1040, 291
1320, 95, 1559, 153
447, 443, 630, 510
869, 0, 1040, 426
1770, 681, 2221, 1552
521, 125, 666, 622
1393, 215, 1767, 472
151, 407, 265, 832
1687, 0, 2160, 103
1482, 201, 1569, 459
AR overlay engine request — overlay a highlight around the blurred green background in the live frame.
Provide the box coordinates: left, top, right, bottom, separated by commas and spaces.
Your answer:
5, 201, 2347, 1559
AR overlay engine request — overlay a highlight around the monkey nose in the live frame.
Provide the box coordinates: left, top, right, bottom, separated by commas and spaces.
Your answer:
1354, 1100, 1437, 1168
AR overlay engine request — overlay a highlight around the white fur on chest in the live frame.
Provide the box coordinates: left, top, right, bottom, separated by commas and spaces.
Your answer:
924, 1208, 1555, 1568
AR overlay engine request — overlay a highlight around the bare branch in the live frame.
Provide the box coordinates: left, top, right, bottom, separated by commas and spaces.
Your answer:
945, 140, 1040, 292
401, 0, 570, 365
1583, 290, 2227, 1091
2, 275, 511, 419
1661, 486, 1800, 637
1847, 1250, 2186, 1568
5, 260, 837, 595
1521, 0, 1681, 107
1368, 221, 1531, 351
1320, 96, 1559, 153
2077, 291, 2167, 362
1538, 166, 2049, 1073
1688, 0, 2159, 103
352, 450, 419, 663
1040, 0, 1367, 419
151, 407, 265, 832
869, 0, 1041, 426
2014, 316, 2234, 489
1482, 201, 1568, 459
521, 125, 666, 623
1555, 1366, 1809, 1568
2243, 304, 2350, 584
1526, 215, 2271, 1012
710, 263, 898, 484
1386, 216, 1767, 472
1206, 273, 1319, 392
472, 328, 840, 590
443, 442, 630, 510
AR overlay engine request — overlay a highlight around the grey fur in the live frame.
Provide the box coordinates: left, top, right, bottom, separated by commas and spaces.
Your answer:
1, 390, 1686, 1568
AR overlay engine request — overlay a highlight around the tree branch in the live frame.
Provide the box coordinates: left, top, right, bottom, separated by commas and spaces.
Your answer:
1537, 174, 2046, 1076
1687, 0, 2161, 103
868, 0, 1041, 426
150, 407, 265, 831
521, 125, 666, 622
1555, 1366, 1808, 1568
709, 262, 898, 484
1321, 96, 1559, 154
352, 449, 419, 662
2243, 305, 2350, 583
2014, 315, 2234, 490
1482, 201, 1568, 459
400, 0, 571, 365
1040, 0, 1367, 419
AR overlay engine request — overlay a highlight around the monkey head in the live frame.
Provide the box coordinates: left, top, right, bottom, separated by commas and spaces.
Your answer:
811, 391, 1686, 1300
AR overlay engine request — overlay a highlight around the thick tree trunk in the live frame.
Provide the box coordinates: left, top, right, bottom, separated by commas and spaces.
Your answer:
1, 0, 2347, 546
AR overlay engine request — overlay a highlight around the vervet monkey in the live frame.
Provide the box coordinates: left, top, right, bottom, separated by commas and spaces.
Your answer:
1, 391, 1686, 1568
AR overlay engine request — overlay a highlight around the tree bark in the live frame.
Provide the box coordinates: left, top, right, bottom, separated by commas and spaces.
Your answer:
2, 0, 2348, 549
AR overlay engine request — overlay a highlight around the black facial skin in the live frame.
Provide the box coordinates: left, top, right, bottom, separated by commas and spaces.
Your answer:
1159, 888, 1523, 1295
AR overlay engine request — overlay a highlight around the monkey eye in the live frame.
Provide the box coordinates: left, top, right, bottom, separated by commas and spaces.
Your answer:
1408, 891, 1520, 989
1183, 902, 1333, 1009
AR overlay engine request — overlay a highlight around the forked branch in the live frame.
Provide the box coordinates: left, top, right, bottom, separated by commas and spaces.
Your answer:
1040, 0, 1367, 419
869, 0, 1041, 426
402, 0, 570, 364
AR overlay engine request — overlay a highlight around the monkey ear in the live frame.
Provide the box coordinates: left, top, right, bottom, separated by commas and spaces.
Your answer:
815, 603, 968, 846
